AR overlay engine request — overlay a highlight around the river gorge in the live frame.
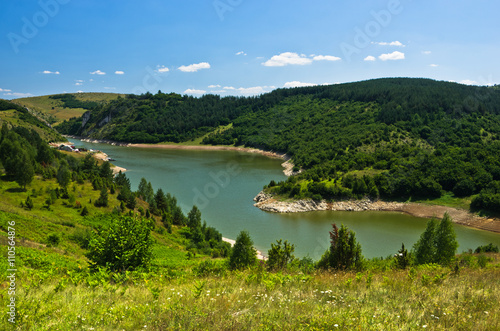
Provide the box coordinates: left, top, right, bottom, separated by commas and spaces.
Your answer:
69, 139, 500, 260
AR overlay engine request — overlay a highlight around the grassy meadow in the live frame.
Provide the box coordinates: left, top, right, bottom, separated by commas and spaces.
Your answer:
13, 93, 124, 125
1, 173, 500, 330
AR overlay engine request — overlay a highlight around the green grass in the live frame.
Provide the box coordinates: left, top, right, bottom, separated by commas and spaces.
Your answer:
0, 109, 63, 142
414, 192, 472, 210
3, 260, 500, 330
13, 93, 124, 125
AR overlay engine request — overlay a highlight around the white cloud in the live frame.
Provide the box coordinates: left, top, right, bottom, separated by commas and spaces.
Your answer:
90, 70, 106, 75
364, 55, 376, 61
262, 52, 313, 67
422, 51, 432, 55
184, 88, 206, 95
379, 51, 405, 61
76, 90, 84, 93
223, 86, 235, 90
178, 62, 211, 72
237, 86, 275, 95
459, 80, 479, 86
3, 92, 33, 97
262, 52, 342, 66
115, 71, 125, 75
42, 70, 60, 75
312, 55, 341, 62
0, 88, 12, 92
372, 41, 404, 47
208, 84, 221, 88
89, 79, 94, 82
236, 51, 247, 56
283, 81, 316, 88
156, 65, 170, 73
75, 82, 83, 86
429, 64, 439, 67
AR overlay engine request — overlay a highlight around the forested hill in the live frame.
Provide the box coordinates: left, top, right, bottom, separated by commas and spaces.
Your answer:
0, 99, 64, 142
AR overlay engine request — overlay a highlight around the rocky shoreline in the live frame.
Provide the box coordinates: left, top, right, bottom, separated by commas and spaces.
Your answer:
253, 191, 500, 234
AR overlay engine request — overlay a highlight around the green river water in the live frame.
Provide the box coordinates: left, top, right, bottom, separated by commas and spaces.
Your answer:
70, 140, 500, 260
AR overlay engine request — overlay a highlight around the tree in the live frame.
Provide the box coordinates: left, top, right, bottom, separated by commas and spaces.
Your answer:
94, 187, 109, 207
412, 213, 458, 265
267, 239, 295, 271
394, 243, 410, 269
229, 231, 257, 270
318, 224, 363, 270
137, 178, 154, 203
86, 215, 153, 271
413, 218, 437, 265
154, 188, 168, 212
434, 212, 458, 265
187, 205, 202, 229
57, 163, 71, 189
15, 150, 34, 190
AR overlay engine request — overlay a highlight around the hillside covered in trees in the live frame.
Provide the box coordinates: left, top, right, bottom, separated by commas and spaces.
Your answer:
53, 78, 500, 212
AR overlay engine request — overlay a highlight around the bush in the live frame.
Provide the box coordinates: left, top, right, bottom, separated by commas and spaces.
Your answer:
475, 243, 499, 253
46, 233, 61, 247
86, 215, 153, 272
267, 239, 295, 271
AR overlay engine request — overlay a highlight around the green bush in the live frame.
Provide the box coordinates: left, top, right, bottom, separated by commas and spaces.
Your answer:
86, 215, 153, 272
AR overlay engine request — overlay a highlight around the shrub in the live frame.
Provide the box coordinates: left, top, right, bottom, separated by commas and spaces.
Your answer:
86, 215, 153, 272
475, 243, 499, 253
46, 233, 61, 247
267, 239, 295, 271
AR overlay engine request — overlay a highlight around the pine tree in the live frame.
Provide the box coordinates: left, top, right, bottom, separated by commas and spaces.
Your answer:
229, 231, 257, 270
187, 205, 202, 229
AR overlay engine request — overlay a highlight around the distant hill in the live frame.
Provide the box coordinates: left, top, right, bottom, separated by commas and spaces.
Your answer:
13, 92, 124, 126
0, 99, 65, 142
53, 78, 500, 208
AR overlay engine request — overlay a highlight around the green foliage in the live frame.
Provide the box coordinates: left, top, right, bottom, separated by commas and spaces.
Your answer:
46, 233, 61, 247
187, 205, 202, 229
394, 243, 410, 269
24, 195, 34, 210
94, 188, 109, 207
229, 231, 257, 270
318, 224, 363, 271
267, 239, 295, 271
86, 215, 153, 272
412, 213, 458, 265
57, 163, 72, 188
475, 243, 499, 253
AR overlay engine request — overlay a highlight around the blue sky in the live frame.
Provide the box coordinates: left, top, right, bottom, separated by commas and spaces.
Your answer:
1, 0, 499, 99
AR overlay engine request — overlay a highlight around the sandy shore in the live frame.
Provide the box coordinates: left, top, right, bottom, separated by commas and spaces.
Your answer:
222, 237, 267, 261
92, 152, 127, 174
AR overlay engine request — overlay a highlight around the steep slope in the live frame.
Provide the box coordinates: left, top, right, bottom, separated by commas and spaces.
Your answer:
13, 92, 124, 125
0, 99, 65, 142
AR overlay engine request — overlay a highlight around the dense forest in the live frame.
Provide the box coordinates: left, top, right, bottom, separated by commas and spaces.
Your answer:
55, 78, 500, 212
